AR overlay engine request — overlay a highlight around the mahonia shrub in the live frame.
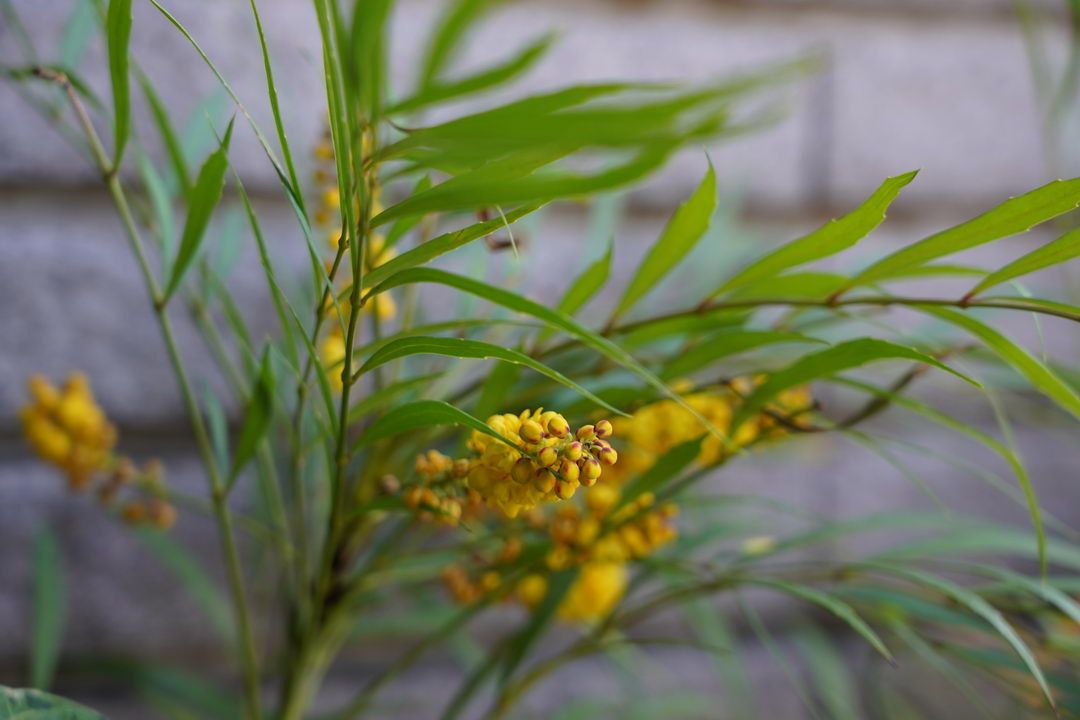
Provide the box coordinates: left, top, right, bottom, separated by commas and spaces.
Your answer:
5, 0, 1080, 718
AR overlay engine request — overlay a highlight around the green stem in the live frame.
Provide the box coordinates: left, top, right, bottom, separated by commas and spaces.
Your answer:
46, 68, 264, 720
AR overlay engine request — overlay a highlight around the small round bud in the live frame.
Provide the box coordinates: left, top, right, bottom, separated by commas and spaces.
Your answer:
520, 420, 545, 444
545, 415, 570, 438
576, 424, 596, 441
148, 500, 178, 530
594, 419, 613, 439
537, 446, 558, 467
121, 501, 146, 526
598, 446, 619, 466
558, 457, 580, 482
555, 480, 578, 500
580, 457, 602, 485
533, 468, 557, 494
564, 441, 584, 462
511, 457, 534, 484
452, 459, 470, 478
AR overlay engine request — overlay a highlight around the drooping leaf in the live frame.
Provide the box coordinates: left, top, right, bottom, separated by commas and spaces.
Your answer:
742, 579, 892, 663
29, 530, 65, 690
352, 399, 517, 450
0, 687, 104, 720
366, 268, 734, 444
137, 531, 233, 646
349, 0, 393, 118
358, 336, 623, 414
614, 162, 717, 317
498, 568, 578, 684
361, 203, 543, 291
106, 0, 132, 166
391, 34, 554, 115
731, 338, 977, 432
920, 306, 1080, 421
659, 330, 826, 380
418, 0, 503, 89
139, 73, 191, 198
230, 350, 275, 480
866, 562, 1056, 711
617, 437, 702, 510
59, 0, 97, 76
966, 224, 1080, 299
844, 177, 1080, 290
715, 171, 917, 295
163, 118, 235, 303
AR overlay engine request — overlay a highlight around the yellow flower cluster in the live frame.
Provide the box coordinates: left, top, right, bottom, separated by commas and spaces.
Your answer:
441, 484, 677, 624
21, 373, 116, 490
516, 484, 678, 622
20, 374, 176, 529
401, 450, 478, 526
313, 131, 398, 391
465, 410, 617, 517
602, 379, 812, 485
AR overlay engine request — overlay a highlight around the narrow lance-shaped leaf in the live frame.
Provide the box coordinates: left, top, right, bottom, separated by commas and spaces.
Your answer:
358, 336, 624, 415
617, 437, 702, 510
965, 224, 1080, 299
865, 562, 1056, 712
163, 118, 235, 303
106, 0, 132, 166
614, 161, 717, 317
534, 237, 612, 349
919, 306, 1080, 421
0, 688, 104, 720
842, 177, 1080, 291
659, 330, 826, 380
139, 74, 192, 199
498, 568, 578, 684
230, 350, 275, 480
390, 34, 554, 115
366, 268, 735, 445
30, 529, 65, 690
714, 170, 917, 295
742, 578, 893, 663
360, 203, 543, 292
730, 338, 978, 433
353, 399, 518, 450
418, 0, 501, 89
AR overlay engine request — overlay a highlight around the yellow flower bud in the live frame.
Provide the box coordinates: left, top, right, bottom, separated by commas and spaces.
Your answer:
520, 419, 544, 444
564, 441, 583, 461
558, 457, 580, 482
511, 457, 533, 484
594, 419, 613, 439
598, 446, 618, 466
546, 415, 570, 438
533, 468, 557, 494
580, 457, 602, 485
537, 446, 558, 467
576, 424, 596, 441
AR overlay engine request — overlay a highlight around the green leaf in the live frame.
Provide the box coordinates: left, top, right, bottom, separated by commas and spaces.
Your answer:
418, 0, 502, 89
845, 177, 1080, 290
139, 73, 191, 198
136, 531, 233, 646
473, 361, 520, 420
865, 562, 1056, 711
29, 530, 65, 690
349, 0, 393, 118
559, 239, 613, 318
163, 118, 234, 303
358, 336, 623, 415
106, 0, 132, 166
247, 0, 303, 208
742, 579, 893, 663
361, 203, 543, 291
792, 625, 861, 720
391, 34, 553, 115
715, 171, 917, 295
832, 378, 1047, 576
498, 568, 578, 684
348, 373, 441, 423
229, 350, 275, 481
618, 438, 702, 510
731, 338, 977, 432
966, 224, 1080, 298
373, 142, 681, 227
0, 687, 104, 720
366, 268, 733, 444
659, 330, 826, 380
615, 162, 717, 317
352, 399, 517, 450
60, 0, 97, 74
920, 306, 1080, 421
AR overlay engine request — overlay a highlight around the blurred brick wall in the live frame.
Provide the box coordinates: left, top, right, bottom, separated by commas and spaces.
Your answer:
1, 1, 1078, 715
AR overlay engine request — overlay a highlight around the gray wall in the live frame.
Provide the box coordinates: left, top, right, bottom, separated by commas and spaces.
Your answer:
1, 1, 1078, 717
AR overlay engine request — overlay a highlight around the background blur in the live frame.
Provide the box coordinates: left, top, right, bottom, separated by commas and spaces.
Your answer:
1, 0, 1079, 717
